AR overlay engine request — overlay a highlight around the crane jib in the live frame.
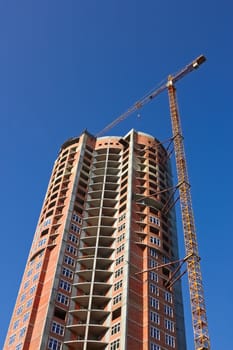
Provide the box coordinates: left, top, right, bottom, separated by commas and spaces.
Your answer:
96, 55, 206, 137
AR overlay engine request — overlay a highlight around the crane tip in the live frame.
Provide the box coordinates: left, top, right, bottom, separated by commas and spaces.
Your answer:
193, 55, 207, 68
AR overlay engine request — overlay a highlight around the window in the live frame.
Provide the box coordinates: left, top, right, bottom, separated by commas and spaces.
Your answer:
149, 259, 158, 268
48, 337, 61, 350
117, 233, 125, 243
165, 319, 174, 332
30, 285, 36, 295
114, 280, 123, 291
24, 280, 30, 290
164, 304, 173, 317
150, 343, 161, 350
110, 339, 120, 350
13, 320, 20, 330
150, 326, 160, 340
27, 269, 33, 277
62, 267, 73, 279
23, 312, 30, 322
150, 297, 159, 310
150, 236, 160, 246
150, 271, 158, 282
16, 306, 23, 315
33, 273, 39, 282
118, 223, 125, 232
118, 213, 126, 222
113, 293, 122, 305
43, 218, 51, 227
64, 255, 75, 266
59, 280, 71, 292
116, 244, 125, 254
38, 238, 47, 247
66, 244, 77, 256
116, 255, 124, 266
149, 216, 160, 226
57, 293, 69, 305
8, 334, 16, 345
165, 334, 175, 347
150, 248, 158, 258
15, 344, 23, 350
150, 284, 159, 296
111, 322, 120, 335
72, 213, 82, 224
68, 233, 79, 244
51, 321, 64, 336
36, 261, 42, 269
70, 223, 80, 234
20, 293, 26, 302
165, 291, 173, 303
163, 255, 170, 264
26, 299, 33, 308
150, 311, 160, 324
19, 326, 26, 338
115, 267, 124, 278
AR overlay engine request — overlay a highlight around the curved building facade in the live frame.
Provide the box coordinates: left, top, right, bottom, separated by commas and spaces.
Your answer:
4, 129, 186, 350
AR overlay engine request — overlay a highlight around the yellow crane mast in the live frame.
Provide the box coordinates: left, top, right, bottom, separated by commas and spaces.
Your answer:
96, 55, 210, 350
167, 78, 210, 350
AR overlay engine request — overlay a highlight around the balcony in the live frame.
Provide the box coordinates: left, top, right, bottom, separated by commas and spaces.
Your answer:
73, 282, 111, 295
67, 324, 108, 337
64, 339, 108, 350
134, 230, 147, 239
82, 226, 115, 236
106, 160, 120, 167
92, 161, 106, 169
105, 175, 119, 183
76, 269, 92, 281
92, 168, 105, 176
77, 256, 113, 270
71, 295, 90, 308
106, 168, 120, 176
84, 216, 116, 227
76, 268, 112, 282
84, 216, 99, 226
88, 190, 103, 199
93, 154, 106, 162
85, 198, 101, 207
84, 236, 114, 247
103, 198, 118, 207
72, 295, 111, 308
85, 206, 117, 217
103, 190, 118, 199
105, 183, 119, 191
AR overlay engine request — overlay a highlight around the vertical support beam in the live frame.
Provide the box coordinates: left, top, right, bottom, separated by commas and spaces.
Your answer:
167, 79, 210, 350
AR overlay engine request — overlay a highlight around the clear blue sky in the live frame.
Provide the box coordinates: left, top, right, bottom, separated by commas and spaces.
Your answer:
1, 1, 232, 349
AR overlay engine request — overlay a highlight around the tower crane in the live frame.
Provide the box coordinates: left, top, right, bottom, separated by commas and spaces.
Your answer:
96, 55, 210, 350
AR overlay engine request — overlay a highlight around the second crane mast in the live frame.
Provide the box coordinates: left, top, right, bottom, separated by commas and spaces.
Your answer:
96, 55, 210, 350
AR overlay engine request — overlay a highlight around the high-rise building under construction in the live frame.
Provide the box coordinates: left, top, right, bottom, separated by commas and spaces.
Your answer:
4, 129, 187, 350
